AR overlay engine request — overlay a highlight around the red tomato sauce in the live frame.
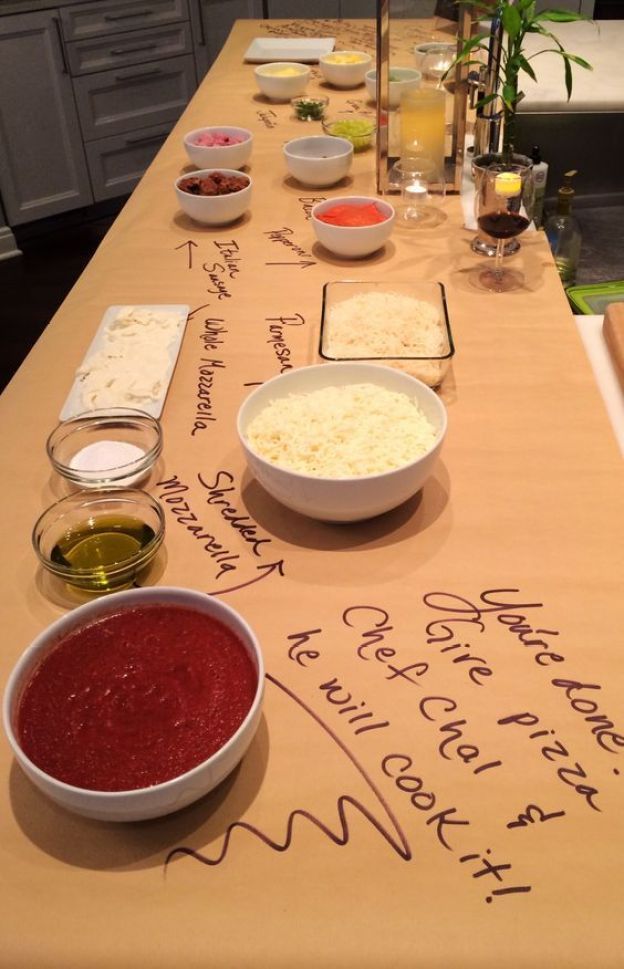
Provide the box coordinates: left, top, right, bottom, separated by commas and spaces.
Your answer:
16, 605, 258, 792
317, 202, 388, 227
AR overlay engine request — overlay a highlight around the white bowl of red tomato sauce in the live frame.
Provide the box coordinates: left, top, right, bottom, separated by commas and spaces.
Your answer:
311, 196, 395, 258
3, 587, 264, 822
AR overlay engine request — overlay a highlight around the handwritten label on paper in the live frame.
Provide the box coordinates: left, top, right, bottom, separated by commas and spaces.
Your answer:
266, 313, 304, 373
202, 239, 242, 300
186, 309, 228, 436
156, 473, 285, 591
167, 586, 622, 909
299, 196, 327, 221
257, 108, 278, 129
264, 226, 316, 268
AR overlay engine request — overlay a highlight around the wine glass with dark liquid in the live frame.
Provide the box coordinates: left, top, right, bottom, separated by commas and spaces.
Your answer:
476, 163, 533, 292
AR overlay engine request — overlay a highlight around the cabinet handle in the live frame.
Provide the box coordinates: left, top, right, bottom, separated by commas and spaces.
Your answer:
52, 16, 69, 74
111, 42, 158, 55
103, 9, 151, 20
115, 67, 163, 81
196, 0, 206, 46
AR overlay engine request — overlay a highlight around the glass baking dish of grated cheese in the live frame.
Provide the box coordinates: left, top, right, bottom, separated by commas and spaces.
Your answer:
318, 280, 454, 387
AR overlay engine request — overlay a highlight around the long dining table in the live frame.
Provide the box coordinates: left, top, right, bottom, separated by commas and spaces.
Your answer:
1, 17, 623, 969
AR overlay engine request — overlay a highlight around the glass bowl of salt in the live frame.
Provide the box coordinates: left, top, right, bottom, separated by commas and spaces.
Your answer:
47, 408, 162, 489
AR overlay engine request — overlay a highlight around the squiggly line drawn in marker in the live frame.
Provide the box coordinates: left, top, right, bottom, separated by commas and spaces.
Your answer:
166, 672, 411, 868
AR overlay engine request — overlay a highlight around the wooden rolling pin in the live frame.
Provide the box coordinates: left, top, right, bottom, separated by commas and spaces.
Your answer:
603, 303, 624, 389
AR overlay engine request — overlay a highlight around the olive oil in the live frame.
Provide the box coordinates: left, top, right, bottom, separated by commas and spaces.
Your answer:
51, 515, 157, 591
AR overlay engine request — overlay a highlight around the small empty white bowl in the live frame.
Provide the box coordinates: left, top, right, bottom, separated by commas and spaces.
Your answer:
175, 169, 252, 225
254, 62, 310, 101
318, 51, 372, 88
283, 135, 353, 188
237, 362, 447, 523
183, 126, 253, 170
311, 196, 395, 258
365, 67, 422, 108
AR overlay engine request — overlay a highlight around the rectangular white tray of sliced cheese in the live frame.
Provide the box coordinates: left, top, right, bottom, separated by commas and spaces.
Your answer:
243, 37, 335, 63
60, 304, 190, 420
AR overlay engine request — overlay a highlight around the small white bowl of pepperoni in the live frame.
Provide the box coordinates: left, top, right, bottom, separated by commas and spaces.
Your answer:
311, 195, 395, 258
3, 587, 264, 821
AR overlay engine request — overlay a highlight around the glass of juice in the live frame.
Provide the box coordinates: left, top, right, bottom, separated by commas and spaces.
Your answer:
399, 87, 446, 179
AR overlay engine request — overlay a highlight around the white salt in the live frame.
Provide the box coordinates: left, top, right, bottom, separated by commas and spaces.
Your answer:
69, 440, 147, 485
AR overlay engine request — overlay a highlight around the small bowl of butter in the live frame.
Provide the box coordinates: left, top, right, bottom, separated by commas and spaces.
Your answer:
318, 51, 372, 88
47, 408, 162, 489
254, 62, 311, 101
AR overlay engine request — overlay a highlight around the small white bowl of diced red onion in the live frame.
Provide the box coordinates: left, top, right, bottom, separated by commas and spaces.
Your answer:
183, 126, 253, 170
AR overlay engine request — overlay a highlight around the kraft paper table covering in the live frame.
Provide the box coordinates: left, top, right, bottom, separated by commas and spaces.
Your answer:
1, 18, 623, 969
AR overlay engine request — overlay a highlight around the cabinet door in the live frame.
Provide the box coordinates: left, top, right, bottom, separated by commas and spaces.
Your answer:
266, 0, 339, 16
84, 121, 173, 200
60, 0, 189, 42
340, 0, 377, 15
0, 10, 92, 225
73, 54, 197, 140
66, 21, 193, 75
192, 0, 263, 78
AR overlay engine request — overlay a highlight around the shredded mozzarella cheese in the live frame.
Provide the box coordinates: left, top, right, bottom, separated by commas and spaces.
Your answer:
246, 382, 437, 477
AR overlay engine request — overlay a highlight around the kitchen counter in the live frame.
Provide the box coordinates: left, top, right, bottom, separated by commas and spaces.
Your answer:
1, 18, 623, 969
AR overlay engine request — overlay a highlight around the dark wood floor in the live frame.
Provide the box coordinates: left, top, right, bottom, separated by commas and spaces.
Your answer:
1, 199, 622, 394
0, 202, 123, 393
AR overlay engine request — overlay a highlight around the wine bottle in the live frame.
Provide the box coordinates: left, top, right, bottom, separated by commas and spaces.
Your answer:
545, 170, 582, 287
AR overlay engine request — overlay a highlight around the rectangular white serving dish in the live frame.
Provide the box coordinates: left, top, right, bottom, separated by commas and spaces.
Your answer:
243, 37, 335, 63
60, 304, 190, 420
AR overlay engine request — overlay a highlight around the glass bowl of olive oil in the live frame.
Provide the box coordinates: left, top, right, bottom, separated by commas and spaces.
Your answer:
32, 489, 165, 593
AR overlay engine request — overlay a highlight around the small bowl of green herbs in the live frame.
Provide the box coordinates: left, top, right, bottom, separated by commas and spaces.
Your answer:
321, 116, 376, 152
292, 95, 329, 121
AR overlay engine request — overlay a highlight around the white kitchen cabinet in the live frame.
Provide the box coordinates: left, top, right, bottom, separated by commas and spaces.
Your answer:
0, 0, 199, 224
191, 0, 262, 78
0, 10, 93, 225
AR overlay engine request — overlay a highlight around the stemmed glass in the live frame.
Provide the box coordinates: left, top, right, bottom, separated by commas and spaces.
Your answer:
475, 163, 533, 292
420, 44, 456, 89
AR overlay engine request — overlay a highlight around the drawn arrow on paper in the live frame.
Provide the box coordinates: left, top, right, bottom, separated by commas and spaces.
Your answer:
265, 260, 316, 269
175, 240, 199, 269
206, 559, 286, 596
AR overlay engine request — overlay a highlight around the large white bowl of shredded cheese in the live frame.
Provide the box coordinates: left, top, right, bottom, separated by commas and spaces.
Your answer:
237, 362, 447, 522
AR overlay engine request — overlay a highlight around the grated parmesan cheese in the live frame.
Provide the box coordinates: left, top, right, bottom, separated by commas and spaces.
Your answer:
76, 306, 182, 410
324, 291, 446, 386
246, 382, 437, 477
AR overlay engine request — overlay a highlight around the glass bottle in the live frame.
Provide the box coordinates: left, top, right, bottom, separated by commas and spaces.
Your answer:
545, 170, 582, 287
530, 145, 548, 229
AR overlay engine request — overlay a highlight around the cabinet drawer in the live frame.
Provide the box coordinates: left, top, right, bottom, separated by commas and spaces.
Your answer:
60, 0, 188, 42
74, 53, 197, 141
66, 22, 193, 75
85, 122, 172, 200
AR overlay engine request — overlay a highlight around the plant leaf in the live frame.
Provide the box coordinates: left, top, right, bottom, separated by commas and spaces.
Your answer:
563, 54, 572, 98
502, 3, 522, 38
518, 54, 537, 81
535, 10, 588, 21
561, 52, 593, 70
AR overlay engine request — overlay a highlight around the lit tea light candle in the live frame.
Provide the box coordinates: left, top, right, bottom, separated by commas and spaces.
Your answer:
494, 171, 522, 198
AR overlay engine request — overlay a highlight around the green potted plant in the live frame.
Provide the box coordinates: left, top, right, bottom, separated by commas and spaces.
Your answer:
456, 0, 592, 154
